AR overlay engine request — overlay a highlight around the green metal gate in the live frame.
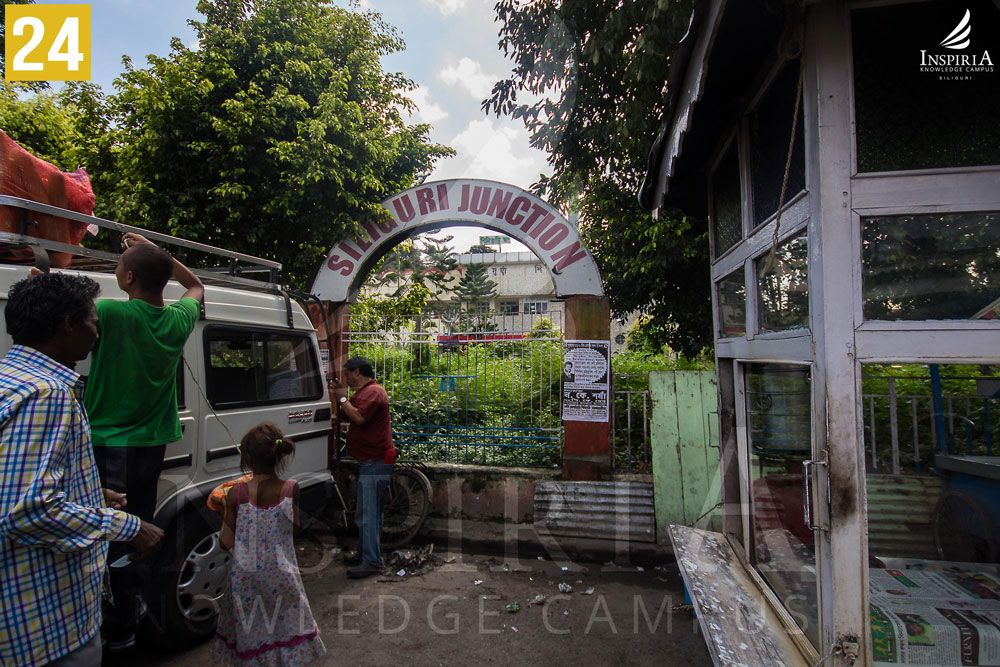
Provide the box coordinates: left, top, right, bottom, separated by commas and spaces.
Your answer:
346, 311, 564, 467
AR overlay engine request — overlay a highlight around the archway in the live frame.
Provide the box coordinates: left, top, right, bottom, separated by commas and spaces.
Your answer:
311, 179, 612, 480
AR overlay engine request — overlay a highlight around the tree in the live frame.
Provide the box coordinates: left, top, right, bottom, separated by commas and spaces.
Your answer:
106, 0, 452, 287
370, 233, 458, 298
486, 0, 711, 357
466, 243, 495, 254
455, 262, 497, 329
0, 81, 117, 226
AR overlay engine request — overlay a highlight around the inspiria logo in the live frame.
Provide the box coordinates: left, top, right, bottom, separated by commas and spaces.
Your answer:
940, 8, 972, 49
919, 8, 994, 79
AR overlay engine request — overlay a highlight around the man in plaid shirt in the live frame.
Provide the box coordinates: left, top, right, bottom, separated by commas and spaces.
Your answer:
0, 273, 163, 666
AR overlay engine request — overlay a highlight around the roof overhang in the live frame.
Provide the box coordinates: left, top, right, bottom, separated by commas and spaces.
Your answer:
639, 0, 794, 218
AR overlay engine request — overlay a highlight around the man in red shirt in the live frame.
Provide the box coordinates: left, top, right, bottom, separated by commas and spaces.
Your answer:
338, 357, 395, 578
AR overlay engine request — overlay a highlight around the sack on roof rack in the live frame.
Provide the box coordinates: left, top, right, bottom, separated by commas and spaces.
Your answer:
0, 130, 95, 267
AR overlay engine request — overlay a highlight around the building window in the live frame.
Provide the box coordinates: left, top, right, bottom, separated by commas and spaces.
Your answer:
205, 328, 322, 408
717, 269, 746, 338
711, 142, 743, 257
862, 211, 1000, 321
498, 300, 519, 316
524, 301, 549, 315
757, 233, 809, 333
852, 0, 1000, 173
750, 58, 806, 227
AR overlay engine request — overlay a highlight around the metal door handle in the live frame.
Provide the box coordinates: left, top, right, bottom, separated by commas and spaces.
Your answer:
802, 458, 828, 531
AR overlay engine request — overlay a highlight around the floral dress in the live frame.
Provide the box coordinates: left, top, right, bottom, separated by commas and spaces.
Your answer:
213, 481, 326, 666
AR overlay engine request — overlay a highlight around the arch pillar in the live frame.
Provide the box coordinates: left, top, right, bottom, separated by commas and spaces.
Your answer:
562, 295, 613, 480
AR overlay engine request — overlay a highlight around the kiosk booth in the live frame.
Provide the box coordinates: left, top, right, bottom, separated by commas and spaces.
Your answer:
641, 1, 1000, 664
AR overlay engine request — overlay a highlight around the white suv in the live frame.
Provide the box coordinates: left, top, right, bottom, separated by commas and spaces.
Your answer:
0, 196, 336, 645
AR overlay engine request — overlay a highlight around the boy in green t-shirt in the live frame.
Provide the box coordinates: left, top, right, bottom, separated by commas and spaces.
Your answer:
84, 231, 204, 650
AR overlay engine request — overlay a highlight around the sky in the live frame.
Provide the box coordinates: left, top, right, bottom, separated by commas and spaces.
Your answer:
33, 0, 548, 253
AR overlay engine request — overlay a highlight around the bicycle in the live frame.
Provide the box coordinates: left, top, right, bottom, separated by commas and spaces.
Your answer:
327, 426, 433, 549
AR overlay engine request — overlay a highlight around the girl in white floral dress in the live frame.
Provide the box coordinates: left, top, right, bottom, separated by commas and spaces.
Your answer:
214, 423, 326, 666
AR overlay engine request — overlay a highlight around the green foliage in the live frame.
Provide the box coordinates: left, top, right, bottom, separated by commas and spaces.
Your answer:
624, 314, 668, 356
487, 0, 712, 357
529, 316, 559, 338
0, 83, 77, 168
372, 234, 458, 299
100, 0, 451, 287
351, 337, 565, 467
466, 244, 495, 254
2, 1, 452, 288
455, 263, 497, 303
612, 349, 712, 392
350, 283, 430, 332
861, 363, 998, 471
455, 263, 498, 330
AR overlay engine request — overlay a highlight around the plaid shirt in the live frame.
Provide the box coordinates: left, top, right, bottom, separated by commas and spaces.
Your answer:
0, 345, 141, 666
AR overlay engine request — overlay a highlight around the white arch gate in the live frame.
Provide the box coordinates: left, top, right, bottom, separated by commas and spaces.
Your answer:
311, 179, 612, 479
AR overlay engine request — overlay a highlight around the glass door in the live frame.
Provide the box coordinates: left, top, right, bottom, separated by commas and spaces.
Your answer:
737, 361, 822, 649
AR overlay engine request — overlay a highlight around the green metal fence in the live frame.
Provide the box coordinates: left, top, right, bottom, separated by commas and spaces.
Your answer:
346, 311, 564, 467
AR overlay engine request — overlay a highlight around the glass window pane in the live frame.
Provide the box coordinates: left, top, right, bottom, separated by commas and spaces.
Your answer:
746, 363, 818, 649
499, 300, 519, 315
207, 330, 322, 407
852, 0, 1000, 173
862, 212, 1000, 321
265, 337, 322, 400
711, 143, 743, 256
717, 269, 746, 338
757, 233, 809, 332
861, 362, 1000, 664
207, 335, 260, 405
750, 59, 806, 226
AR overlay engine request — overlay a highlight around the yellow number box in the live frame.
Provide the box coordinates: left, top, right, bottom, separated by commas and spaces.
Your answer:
4, 4, 92, 81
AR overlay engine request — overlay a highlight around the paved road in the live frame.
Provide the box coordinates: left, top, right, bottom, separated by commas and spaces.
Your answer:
115, 536, 713, 666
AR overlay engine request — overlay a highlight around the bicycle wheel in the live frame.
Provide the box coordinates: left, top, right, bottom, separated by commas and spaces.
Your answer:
933, 491, 996, 563
381, 468, 432, 549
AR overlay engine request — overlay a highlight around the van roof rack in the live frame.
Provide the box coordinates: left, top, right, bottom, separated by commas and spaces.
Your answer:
0, 195, 283, 293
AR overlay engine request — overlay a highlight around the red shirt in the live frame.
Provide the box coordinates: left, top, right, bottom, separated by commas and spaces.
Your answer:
345, 380, 393, 460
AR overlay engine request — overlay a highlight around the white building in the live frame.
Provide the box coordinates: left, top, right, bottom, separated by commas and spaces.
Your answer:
364, 249, 634, 348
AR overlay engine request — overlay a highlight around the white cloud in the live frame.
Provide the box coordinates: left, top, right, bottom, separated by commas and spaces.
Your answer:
432, 117, 548, 189
407, 85, 449, 124
422, 0, 466, 16
438, 57, 497, 100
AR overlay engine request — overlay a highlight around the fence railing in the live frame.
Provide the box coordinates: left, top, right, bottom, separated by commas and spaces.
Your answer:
346, 312, 564, 467
862, 377, 997, 475
612, 388, 652, 475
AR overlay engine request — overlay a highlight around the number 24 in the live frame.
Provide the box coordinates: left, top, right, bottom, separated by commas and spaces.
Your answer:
12, 16, 85, 72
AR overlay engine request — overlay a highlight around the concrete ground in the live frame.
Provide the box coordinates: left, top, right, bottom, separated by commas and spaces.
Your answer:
129, 531, 712, 666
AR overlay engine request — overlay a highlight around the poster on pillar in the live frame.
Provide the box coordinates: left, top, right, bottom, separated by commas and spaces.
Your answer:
562, 340, 610, 422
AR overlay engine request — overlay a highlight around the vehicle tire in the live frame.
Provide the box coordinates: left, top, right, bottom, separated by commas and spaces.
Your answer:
933, 491, 996, 563
143, 504, 230, 648
381, 467, 432, 549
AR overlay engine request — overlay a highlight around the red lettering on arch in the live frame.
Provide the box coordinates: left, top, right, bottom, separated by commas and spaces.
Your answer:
504, 196, 531, 226
376, 218, 398, 234
416, 187, 437, 215
392, 194, 416, 223
326, 254, 355, 276
486, 189, 513, 219
338, 241, 363, 261
550, 240, 589, 271
538, 223, 569, 251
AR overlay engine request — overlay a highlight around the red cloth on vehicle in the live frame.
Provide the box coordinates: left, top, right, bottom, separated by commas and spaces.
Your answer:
0, 131, 94, 267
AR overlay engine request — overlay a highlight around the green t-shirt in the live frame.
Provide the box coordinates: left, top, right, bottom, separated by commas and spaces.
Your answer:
84, 297, 200, 447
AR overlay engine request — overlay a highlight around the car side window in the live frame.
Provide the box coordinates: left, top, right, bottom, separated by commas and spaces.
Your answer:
205, 327, 322, 408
